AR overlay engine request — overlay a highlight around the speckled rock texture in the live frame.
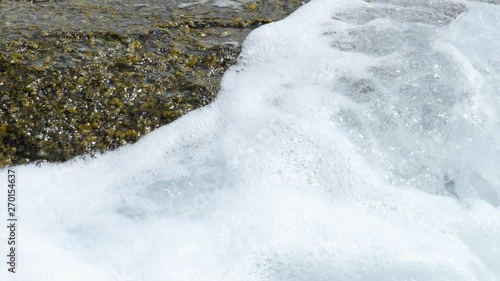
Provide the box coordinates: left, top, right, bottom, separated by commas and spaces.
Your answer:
0, 0, 306, 167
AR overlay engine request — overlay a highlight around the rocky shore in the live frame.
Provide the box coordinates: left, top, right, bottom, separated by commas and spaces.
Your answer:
0, 0, 306, 167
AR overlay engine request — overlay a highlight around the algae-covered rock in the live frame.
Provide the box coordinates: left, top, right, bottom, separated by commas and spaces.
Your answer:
0, 0, 307, 167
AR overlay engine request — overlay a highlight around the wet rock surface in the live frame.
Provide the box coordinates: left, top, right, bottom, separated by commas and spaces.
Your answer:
0, 0, 306, 167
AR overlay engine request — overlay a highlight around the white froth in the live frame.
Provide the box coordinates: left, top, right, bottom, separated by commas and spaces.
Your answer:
1, 0, 500, 280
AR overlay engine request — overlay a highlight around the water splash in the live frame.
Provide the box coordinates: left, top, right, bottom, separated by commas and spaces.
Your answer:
2, 0, 500, 280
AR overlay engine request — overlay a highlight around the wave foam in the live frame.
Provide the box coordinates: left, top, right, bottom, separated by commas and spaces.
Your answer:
2, 0, 500, 280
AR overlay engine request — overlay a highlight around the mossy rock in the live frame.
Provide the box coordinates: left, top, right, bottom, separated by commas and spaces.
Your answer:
0, 0, 307, 167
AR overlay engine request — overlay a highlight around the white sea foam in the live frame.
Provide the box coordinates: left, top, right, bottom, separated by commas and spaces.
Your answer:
1, 0, 500, 280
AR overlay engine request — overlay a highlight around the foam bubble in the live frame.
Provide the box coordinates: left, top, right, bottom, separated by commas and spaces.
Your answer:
2, 0, 500, 280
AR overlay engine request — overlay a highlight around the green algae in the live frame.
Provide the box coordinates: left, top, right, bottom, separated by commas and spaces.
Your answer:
0, 0, 307, 167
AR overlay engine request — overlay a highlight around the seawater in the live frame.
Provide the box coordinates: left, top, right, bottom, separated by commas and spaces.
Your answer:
1, 0, 500, 280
